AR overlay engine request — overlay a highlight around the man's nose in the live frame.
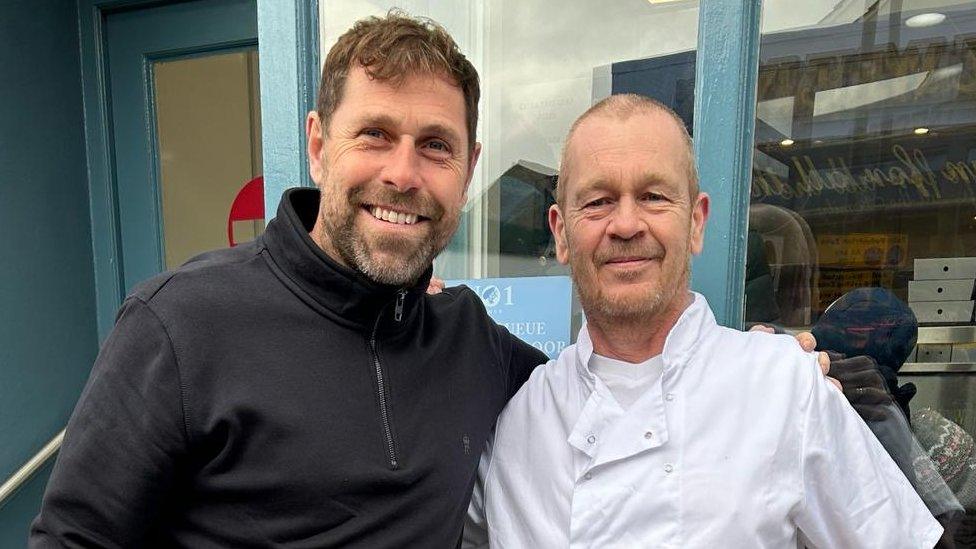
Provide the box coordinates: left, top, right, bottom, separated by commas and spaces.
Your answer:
607, 197, 644, 240
381, 139, 422, 193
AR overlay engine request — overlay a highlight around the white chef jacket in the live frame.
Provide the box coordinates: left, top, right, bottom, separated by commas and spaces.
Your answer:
469, 293, 942, 549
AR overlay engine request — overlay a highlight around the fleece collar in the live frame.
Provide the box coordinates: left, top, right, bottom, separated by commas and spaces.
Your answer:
261, 188, 432, 330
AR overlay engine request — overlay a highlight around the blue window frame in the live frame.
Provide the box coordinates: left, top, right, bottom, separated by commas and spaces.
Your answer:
691, 0, 763, 329
258, 0, 320, 217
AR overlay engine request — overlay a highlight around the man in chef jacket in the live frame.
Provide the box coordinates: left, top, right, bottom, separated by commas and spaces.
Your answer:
464, 94, 942, 548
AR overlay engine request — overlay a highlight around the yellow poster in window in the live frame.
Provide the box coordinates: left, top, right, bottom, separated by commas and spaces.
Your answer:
816, 233, 908, 268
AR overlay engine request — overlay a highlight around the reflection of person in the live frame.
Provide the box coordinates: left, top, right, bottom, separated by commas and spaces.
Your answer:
465, 95, 941, 547
915, 407, 976, 548
744, 229, 781, 322
915, 408, 976, 514
748, 203, 819, 326
813, 288, 968, 547
915, 407, 976, 547
812, 287, 918, 421
32, 13, 826, 548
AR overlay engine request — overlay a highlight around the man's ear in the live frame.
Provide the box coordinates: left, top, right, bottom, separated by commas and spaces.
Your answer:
690, 191, 710, 255
306, 111, 325, 185
461, 142, 482, 202
548, 204, 570, 265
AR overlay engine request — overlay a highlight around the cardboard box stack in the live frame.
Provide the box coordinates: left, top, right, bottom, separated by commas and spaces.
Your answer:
908, 258, 976, 326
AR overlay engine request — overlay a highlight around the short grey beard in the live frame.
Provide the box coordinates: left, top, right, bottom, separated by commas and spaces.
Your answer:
573, 255, 691, 324
325, 210, 437, 286
583, 283, 667, 322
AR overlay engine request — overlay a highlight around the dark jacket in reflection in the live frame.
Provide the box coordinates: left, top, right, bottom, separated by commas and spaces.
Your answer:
813, 288, 964, 548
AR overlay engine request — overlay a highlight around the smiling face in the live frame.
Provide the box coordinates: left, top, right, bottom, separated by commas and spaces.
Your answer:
307, 66, 481, 286
550, 108, 708, 323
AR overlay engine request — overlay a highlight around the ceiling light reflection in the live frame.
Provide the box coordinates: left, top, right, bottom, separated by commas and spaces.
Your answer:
905, 13, 946, 28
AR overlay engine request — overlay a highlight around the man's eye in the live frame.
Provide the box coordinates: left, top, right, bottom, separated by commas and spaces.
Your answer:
424, 140, 451, 153
641, 193, 665, 202
361, 129, 385, 139
585, 198, 611, 208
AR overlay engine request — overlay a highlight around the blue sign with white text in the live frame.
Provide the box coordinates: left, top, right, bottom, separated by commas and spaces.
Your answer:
445, 276, 573, 359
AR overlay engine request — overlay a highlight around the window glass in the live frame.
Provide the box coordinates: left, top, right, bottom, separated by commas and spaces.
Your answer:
322, 0, 699, 278
750, 2, 976, 541
320, 0, 699, 349
154, 49, 263, 268
462, 0, 698, 283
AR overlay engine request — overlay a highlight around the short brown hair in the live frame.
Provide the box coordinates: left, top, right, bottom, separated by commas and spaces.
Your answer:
557, 94, 698, 206
317, 10, 480, 149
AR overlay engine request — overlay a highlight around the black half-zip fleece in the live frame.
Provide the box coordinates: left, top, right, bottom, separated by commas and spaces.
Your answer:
30, 188, 547, 548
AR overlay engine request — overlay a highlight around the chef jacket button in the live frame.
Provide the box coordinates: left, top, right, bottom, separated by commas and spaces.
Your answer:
665, 393, 675, 402
586, 434, 597, 444
664, 464, 674, 473
644, 431, 653, 440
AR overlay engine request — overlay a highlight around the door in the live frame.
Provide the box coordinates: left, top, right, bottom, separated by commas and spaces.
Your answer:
105, 0, 261, 292
0, 0, 262, 541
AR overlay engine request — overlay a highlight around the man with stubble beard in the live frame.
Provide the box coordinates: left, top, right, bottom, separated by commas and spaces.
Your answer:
31, 13, 824, 549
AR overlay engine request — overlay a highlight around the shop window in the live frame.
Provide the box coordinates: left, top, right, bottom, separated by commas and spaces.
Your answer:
320, 0, 700, 349
749, 2, 976, 544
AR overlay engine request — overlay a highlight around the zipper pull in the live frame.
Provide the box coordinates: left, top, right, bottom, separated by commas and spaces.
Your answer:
394, 290, 406, 322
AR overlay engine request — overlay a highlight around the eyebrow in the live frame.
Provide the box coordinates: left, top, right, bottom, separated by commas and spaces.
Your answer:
354, 113, 463, 149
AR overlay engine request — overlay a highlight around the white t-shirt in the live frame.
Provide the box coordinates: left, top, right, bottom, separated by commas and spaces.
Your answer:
588, 352, 664, 410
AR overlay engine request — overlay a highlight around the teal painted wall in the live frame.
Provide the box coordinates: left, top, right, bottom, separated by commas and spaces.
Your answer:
0, 462, 55, 547
0, 0, 98, 543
